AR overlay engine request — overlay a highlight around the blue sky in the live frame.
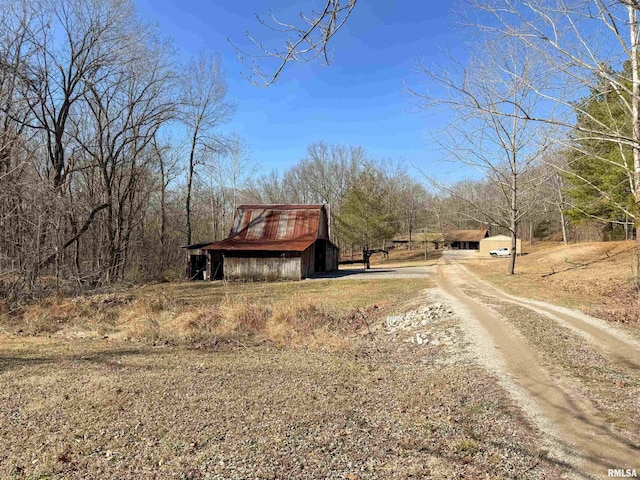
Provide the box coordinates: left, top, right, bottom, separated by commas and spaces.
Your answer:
134, 0, 465, 179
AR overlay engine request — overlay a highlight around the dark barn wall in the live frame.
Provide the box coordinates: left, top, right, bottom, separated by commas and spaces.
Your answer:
311, 240, 339, 273
207, 251, 224, 280
317, 208, 329, 240
188, 254, 207, 280
300, 244, 315, 279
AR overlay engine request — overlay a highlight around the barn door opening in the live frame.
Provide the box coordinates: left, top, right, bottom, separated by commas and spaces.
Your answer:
189, 255, 207, 280
314, 240, 327, 272
209, 252, 224, 280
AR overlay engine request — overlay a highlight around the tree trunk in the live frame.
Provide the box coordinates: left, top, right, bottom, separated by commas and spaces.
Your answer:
629, 5, 640, 286
160, 177, 167, 278
186, 128, 199, 247
424, 234, 428, 261
560, 210, 568, 245
508, 170, 517, 275
509, 229, 517, 274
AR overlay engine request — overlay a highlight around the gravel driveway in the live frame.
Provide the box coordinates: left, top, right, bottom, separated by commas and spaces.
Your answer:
437, 258, 640, 478
319, 252, 640, 478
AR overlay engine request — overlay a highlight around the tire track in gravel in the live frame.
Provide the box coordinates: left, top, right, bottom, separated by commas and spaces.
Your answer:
431, 261, 640, 479
454, 262, 640, 372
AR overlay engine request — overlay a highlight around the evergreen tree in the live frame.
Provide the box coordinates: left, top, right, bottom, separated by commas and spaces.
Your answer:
337, 167, 397, 248
565, 65, 635, 228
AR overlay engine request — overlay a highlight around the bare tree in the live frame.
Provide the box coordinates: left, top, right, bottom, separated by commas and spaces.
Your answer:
224, 133, 255, 214
18, 0, 139, 191
232, 1, 357, 86
397, 175, 429, 250
539, 154, 571, 245
191, 134, 256, 241
468, 0, 640, 273
180, 53, 235, 246
150, 135, 180, 276
420, 39, 548, 274
2, 0, 191, 290
283, 142, 364, 244
68, 18, 176, 281
248, 169, 288, 204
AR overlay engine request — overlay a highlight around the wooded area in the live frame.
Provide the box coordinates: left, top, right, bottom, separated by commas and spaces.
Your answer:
0, 0, 637, 306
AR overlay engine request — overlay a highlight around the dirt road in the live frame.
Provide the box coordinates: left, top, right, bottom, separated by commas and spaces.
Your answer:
427, 256, 640, 479
312, 264, 434, 280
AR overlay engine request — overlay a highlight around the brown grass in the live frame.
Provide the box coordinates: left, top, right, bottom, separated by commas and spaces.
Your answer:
0, 267, 574, 478
0, 338, 570, 479
0, 278, 431, 349
463, 240, 639, 323
372, 247, 443, 266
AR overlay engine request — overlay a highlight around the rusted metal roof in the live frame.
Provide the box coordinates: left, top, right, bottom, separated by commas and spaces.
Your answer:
205, 237, 316, 252
445, 230, 489, 242
205, 204, 327, 253
236, 204, 324, 210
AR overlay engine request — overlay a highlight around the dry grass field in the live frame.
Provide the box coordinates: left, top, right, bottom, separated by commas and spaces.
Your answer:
461, 240, 638, 324
373, 248, 442, 266
1, 279, 431, 347
0, 341, 569, 479
0, 277, 572, 479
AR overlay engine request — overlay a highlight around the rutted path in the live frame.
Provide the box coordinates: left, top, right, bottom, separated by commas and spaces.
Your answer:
426, 259, 640, 479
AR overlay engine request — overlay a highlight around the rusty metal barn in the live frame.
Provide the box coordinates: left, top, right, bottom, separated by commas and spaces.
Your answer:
191, 204, 339, 281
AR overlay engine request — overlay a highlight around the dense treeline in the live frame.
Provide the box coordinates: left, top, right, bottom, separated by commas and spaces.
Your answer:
0, 0, 235, 302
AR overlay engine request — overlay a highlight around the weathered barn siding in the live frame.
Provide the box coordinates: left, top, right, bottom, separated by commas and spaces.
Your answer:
224, 255, 302, 281
326, 242, 339, 271
300, 244, 315, 279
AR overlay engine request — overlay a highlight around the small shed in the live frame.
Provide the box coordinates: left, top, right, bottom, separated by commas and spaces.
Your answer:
444, 230, 489, 250
479, 234, 522, 256
183, 242, 223, 280
204, 204, 339, 281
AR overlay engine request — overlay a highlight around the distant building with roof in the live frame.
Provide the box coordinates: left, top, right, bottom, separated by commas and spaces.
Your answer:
444, 229, 489, 250
185, 204, 339, 281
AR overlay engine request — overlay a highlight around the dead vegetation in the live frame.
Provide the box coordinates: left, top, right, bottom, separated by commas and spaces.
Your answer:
0, 279, 431, 350
0, 256, 622, 479
464, 240, 639, 324
0, 327, 571, 479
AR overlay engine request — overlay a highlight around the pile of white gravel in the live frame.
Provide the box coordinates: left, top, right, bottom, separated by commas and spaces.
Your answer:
384, 304, 462, 348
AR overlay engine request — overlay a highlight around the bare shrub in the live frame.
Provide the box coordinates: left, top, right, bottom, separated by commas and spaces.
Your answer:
233, 303, 272, 333
0, 283, 390, 350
